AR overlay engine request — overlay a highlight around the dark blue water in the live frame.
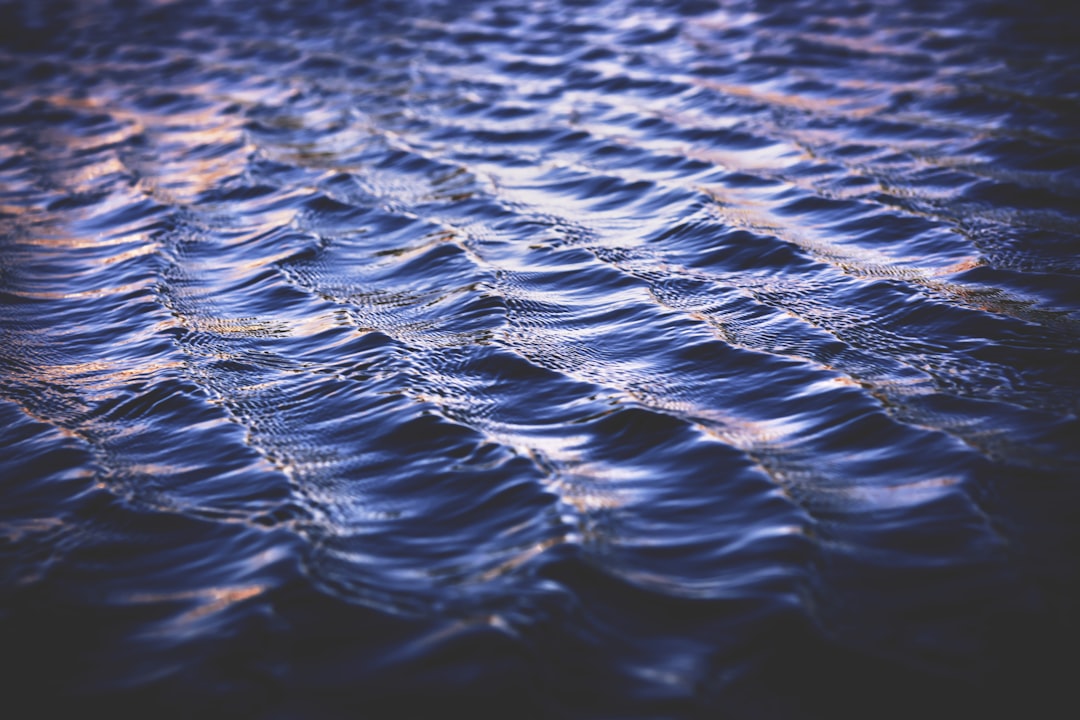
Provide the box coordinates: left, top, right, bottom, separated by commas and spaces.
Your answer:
2, 0, 1079, 716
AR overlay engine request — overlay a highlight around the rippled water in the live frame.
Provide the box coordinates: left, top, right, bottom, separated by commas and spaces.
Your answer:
2, 0, 1079, 716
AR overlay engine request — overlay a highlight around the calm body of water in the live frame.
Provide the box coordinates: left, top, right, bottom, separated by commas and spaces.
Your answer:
2, 0, 1079, 716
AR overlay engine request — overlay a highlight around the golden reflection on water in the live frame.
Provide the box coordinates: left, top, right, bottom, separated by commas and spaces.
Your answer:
0, 517, 68, 544
818, 475, 963, 510
127, 584, 266, 625
691, 77, 886, 118
477, 536, 565, 582
36, 86, 252, 205
21, 358, 185, 390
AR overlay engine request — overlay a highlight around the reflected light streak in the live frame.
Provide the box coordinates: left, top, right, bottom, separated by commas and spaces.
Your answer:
127, 585, 267, 625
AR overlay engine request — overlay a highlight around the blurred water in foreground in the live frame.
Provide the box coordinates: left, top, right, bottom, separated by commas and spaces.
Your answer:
2, 0, 1079, 716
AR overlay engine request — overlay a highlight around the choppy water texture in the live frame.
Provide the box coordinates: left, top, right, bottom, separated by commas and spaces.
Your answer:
2, 0, 1079, 716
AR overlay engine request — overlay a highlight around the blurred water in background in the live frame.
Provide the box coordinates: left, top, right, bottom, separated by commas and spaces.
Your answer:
2, 0, 1079, 716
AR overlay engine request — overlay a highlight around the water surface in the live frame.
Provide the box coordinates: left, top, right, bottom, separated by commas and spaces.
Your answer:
2, 0, 1079, 716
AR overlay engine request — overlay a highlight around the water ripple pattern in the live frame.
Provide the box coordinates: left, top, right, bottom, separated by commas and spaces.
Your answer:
2, 0, 1079, 716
